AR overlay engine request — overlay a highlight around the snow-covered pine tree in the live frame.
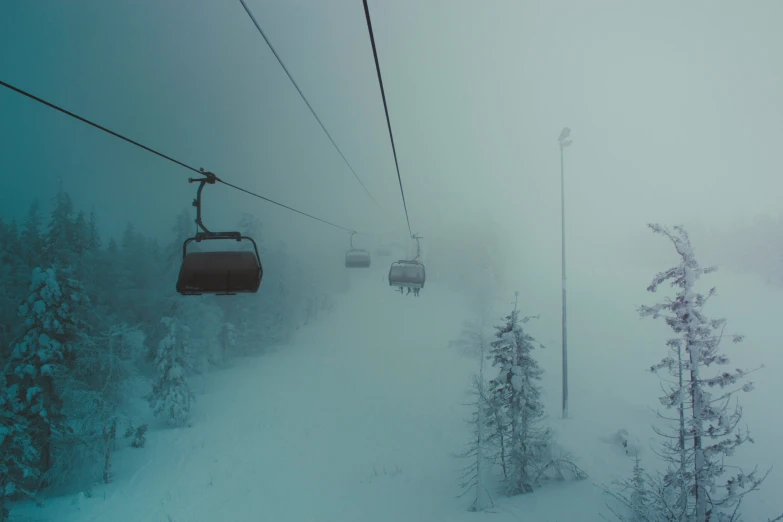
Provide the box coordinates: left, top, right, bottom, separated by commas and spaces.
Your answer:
487, 293, 585, 496
20, 200, 44, 269
639, 224, 770, 521
487, 293, 547, 495
69, 209, 99, 296
148, 315, 194, 427
0, 376, 39, 521
43, 188, 76, 268
87, 210, 101, 252
4, 266, 90, 488
0, 221, 19, 356
0, 219, 28, 354
453, 318, 494, 511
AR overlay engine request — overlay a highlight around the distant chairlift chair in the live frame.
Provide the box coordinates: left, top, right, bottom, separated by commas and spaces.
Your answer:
388, 234, 425, 296
345, 231, 371, 268
176, 170, 263, 295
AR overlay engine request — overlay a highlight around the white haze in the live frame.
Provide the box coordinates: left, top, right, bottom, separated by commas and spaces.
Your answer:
1, 0, 781, 520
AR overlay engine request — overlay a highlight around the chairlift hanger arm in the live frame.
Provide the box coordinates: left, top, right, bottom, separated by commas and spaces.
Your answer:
189, 169, 220, 235
188, 170, 243, 242
411, 233, 422, 260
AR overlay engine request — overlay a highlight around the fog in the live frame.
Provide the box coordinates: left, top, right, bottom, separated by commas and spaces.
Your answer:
3, 0, 780, 250
1, 0, 782, 520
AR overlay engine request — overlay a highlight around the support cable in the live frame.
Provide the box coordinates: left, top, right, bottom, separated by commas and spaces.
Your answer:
0, 79, 357, 233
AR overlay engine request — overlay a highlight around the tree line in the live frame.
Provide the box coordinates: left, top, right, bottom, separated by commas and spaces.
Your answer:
0, 189, 333, 520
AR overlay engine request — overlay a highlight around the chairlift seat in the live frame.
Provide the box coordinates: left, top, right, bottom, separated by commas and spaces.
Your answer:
177, 250, 262, 295
345, 249, 371, 268
389, 260, 425, 289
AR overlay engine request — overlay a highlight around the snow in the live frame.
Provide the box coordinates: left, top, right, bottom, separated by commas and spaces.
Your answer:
10, 266, 783, 522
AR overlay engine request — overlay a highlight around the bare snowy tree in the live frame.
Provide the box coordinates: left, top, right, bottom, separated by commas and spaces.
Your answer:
600, 453, 660, 522
454, 317, 494, 511
636, 224, 773, 522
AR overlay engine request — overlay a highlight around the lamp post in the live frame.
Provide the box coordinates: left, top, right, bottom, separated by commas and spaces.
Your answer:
558, 127, 572, 419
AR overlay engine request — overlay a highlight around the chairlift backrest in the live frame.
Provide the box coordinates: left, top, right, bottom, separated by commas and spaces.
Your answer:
388, 260, 425, 288
345, 248, 371, 268
177, 237, 263, 295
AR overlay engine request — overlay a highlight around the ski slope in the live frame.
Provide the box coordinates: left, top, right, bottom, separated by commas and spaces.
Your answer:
13, 266, 783, 522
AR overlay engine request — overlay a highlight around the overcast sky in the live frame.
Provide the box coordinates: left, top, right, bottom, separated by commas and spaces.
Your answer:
1, 0, 781, 274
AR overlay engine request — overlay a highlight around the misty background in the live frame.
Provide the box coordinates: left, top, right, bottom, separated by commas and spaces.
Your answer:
1, 0, 782, 519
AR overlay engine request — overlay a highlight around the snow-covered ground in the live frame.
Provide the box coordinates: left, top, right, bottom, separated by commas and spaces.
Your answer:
12, 265, 783, 522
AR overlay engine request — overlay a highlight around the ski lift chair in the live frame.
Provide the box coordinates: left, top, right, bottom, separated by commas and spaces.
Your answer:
388, 260, 425, 289
345, 249, 371, 268
176, 171, 263, 295
388, 234, 425, 293
345, 231, 371, 268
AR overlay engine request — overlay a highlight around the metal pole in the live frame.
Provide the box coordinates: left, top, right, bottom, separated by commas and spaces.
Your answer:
560, 139, 568, 419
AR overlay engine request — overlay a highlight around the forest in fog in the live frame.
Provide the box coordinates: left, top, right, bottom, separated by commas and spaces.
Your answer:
0, 189, 334, 517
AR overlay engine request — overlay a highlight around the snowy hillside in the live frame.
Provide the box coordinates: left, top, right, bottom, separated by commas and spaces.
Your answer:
11, 264, 783, 522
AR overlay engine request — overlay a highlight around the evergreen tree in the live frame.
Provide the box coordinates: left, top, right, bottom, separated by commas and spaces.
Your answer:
20, 200, 44, 269
639, 224, 770, 521
71, 211, 89, 256
0, 220, 24, 356
148, 315, 194, 427
4, 266, 90, 487
487, 294, 546, 495
44, 188, 76, 267
87, 209, 101, 251
487, 294, 585, 496
1, 220, 28, 303
0, 390, 39, 522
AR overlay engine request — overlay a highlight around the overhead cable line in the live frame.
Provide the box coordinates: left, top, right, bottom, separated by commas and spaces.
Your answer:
0, 78, 357, 233
362, 0, 412, 238
237, 0, 381, 210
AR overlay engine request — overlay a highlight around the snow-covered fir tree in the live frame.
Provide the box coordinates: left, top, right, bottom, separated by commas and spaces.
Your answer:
148, 315, 194, 427
637, 224, 775, 522
488, 294, 546, 494
3, 267, 90, 489
43, 188, 76, 268
487, 294, 585, 496
20, 201, 44, 270
0, 377, 39, 521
